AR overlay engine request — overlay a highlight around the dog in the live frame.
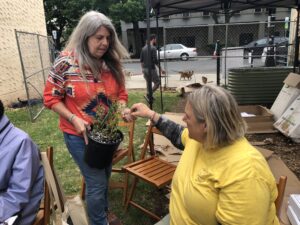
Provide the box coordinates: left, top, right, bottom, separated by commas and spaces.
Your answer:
123, 69, 133, 79
9, 98, 42, 108
179, 70, 194, 80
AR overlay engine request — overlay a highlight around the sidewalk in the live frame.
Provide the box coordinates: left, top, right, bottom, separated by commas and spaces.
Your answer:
125, 72, 219, 90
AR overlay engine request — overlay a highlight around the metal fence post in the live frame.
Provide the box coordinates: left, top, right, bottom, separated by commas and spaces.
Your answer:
14, 29, 33, 121
163, 27, 168, 89
145, 0, 153, 109
13, 30, 52, 122
224, 24, 228, 86
37, 35, 46, 85
216, 40, 221, 86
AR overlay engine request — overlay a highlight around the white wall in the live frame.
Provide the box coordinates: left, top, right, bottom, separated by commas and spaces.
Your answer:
0, 0, 48, 104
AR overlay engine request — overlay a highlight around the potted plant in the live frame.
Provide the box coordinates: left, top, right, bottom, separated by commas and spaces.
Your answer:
84, 101, 124, 169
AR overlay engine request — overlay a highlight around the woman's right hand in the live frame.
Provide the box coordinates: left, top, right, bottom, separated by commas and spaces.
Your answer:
130, 103, 154, 119
71, 116, 90, 145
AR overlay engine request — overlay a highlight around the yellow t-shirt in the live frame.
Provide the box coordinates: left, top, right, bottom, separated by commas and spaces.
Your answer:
169, 128, 279, 225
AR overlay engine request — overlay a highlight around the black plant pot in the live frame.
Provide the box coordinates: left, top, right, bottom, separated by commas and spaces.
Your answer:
84, 130, 123, 169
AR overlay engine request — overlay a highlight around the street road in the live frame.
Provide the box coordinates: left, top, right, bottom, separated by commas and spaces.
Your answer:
124, 58, 217, 76
123, 57, 263, 76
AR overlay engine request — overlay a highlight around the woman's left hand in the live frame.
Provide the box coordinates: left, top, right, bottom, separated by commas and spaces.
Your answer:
122, 108, 136, 122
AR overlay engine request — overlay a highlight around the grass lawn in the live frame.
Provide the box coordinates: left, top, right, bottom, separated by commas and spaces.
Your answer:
6, 90, 182, 225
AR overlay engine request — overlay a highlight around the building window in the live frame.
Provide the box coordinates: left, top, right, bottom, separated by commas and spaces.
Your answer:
182, 12, 190, 18
266, 8, 276, 14
202, 11, 210, 17
254, 8, 262, 13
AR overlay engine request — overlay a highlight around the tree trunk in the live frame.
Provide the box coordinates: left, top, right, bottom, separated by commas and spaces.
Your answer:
55, 30, 62, 51
225, 13, 232, 24
212, 13, 219, 24
132, 21, 142, 58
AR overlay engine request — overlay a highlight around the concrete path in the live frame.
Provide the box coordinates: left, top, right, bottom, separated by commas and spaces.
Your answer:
125, 72, 221, 90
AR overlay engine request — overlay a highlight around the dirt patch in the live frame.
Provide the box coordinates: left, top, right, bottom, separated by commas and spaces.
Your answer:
171, 94, 300, 180
246, 133, 300, 179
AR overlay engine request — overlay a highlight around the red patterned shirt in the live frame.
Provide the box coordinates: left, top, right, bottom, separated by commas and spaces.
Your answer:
43, 51, 128, 136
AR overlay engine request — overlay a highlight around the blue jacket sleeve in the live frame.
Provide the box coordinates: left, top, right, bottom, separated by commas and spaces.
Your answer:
0, 137, 41, 221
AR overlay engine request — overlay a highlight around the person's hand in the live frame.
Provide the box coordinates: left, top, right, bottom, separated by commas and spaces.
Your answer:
71, 116, 90, 145
121, 107, 136, 122
161, 69, 166, 75
130, 103, 154, 119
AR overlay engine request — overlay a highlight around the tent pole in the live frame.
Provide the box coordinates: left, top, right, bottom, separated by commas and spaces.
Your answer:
216, 40, 221, 86
146, 0, 153, 109
156, 15, 164, 112
293, 6, 300, 72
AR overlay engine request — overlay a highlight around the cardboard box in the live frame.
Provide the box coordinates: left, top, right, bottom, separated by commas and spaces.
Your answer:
271, 73, 300, 121
289, 195, 300, 221
274, 96, 300, 143
288, 205, 300, 225
238, 105, 276, 134
268, 154, 300, 225
239, 105, 273, 122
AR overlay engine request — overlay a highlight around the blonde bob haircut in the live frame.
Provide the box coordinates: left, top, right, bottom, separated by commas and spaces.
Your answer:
65, 11, 129, 86
188, 85, 247, 149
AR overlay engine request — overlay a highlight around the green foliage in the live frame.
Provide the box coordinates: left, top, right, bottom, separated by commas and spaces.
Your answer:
44, 0, 96, 49
44, 0, 120, 49
109, 0, 146, 56
109, 0, 146, 23
92, 102, 120, 141
44, 0, 146, 50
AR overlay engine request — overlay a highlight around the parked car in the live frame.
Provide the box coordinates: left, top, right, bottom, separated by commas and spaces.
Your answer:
159, 44, 197, 61
244, 37, 288, 58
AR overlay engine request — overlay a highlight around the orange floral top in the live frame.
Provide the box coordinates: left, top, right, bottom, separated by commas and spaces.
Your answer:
43, 51, 128, 136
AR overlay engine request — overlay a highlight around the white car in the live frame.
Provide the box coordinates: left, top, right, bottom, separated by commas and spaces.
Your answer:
159, 44, 197, 61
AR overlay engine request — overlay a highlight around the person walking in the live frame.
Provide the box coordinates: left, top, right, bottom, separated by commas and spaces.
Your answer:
43, 11, 131, 225
140, 34, 165, 100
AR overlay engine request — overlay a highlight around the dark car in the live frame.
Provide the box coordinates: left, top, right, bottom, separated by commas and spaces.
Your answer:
244, 37, 288, 58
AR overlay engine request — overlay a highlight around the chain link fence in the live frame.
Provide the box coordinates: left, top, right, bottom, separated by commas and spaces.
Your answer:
15, 30, 53, 121
157, 20, 295, 86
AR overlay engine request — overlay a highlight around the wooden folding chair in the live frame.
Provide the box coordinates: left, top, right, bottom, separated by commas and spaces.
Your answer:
80, 120, 135, 205
32, 149, 51, 225
123, 124, 177, 221
41, 147, 89, 225
275, 175, 287, 217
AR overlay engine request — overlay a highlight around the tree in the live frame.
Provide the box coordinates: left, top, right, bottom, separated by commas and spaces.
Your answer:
44, 0, 95, 50
110, 0, 146, 57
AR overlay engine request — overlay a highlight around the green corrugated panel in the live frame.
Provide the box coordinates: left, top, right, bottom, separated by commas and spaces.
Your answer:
228, 67, 293, 105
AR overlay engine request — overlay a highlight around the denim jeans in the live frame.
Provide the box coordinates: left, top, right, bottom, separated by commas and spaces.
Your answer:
64, 133, 111, 225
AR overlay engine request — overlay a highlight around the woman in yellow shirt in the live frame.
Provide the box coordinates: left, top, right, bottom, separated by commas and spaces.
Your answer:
130, 85, 279, 225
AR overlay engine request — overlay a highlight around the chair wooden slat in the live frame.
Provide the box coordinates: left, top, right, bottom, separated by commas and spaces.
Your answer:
134, 160, 162, 172
124, 124, 177, 220
31, 147, 53, 225
42, 147, 89, 225
149, 167, 175, 180
275, 175, 287, 217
